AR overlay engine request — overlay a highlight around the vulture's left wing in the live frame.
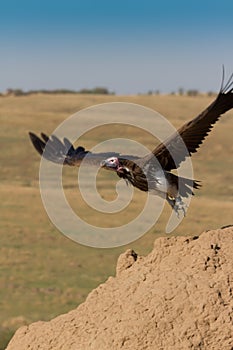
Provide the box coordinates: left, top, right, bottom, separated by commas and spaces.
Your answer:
141, 72, 233, 171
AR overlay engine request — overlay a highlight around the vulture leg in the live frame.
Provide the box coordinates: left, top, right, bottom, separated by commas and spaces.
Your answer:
166, 195, 187, 218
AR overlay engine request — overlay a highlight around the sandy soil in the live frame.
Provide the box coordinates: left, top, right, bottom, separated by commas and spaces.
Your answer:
6, 227, 233, 350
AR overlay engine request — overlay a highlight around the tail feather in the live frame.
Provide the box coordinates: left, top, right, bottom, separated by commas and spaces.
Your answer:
166, 176, 201, 217
165, 172, 201, 198
178, 177, 201, 197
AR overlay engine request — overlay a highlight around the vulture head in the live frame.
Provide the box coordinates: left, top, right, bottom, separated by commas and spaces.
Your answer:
100, 157, 120, 171
101, 157, 133, 182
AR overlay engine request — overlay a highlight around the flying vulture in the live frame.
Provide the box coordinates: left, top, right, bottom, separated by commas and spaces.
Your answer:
29, 73, 233, 217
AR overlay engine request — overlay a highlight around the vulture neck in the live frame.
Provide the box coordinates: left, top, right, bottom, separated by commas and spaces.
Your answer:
117, 159, 148, 192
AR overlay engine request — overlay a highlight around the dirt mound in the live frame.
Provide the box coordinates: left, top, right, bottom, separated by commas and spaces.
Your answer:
6, 227, 233, 350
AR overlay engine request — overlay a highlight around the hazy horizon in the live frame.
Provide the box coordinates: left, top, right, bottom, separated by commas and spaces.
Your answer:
1, 0, 233, 94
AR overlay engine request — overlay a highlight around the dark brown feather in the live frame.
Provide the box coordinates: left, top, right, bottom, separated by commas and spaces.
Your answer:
141, 74, 233, 171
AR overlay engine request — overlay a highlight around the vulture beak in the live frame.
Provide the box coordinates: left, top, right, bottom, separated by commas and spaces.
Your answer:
100, 158, 118, 171
100, 160, 107, 168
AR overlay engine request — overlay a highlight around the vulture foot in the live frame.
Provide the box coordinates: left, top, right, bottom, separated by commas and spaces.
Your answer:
167, 195, 187, 218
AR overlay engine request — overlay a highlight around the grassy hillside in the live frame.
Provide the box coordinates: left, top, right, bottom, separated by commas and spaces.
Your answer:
0, 93, 232, 348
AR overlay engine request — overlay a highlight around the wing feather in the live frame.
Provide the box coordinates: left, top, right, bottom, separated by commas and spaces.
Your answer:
142, 72, 233, 170
29, 132, 139, 167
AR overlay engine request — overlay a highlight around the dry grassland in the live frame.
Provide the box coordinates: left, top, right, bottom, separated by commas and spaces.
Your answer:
0, 93, 232, 348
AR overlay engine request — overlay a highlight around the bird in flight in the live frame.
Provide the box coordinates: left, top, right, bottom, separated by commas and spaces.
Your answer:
29, 72, 233, 217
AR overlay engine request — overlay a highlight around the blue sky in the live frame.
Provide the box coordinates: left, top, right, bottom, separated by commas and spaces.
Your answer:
1, 0, 233, 94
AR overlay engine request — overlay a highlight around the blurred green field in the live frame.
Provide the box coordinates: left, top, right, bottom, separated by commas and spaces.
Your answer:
0, 93, 232, 348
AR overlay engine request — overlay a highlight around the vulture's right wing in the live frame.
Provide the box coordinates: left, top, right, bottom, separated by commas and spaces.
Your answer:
29, 132, 138, 167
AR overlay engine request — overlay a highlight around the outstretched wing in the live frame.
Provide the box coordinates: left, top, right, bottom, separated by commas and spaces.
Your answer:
29, 71, 233, 171
29, 132, 138, 167
142, 71, 233, 171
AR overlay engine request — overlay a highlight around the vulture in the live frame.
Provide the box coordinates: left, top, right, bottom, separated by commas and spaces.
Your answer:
29, 72, 233, 217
